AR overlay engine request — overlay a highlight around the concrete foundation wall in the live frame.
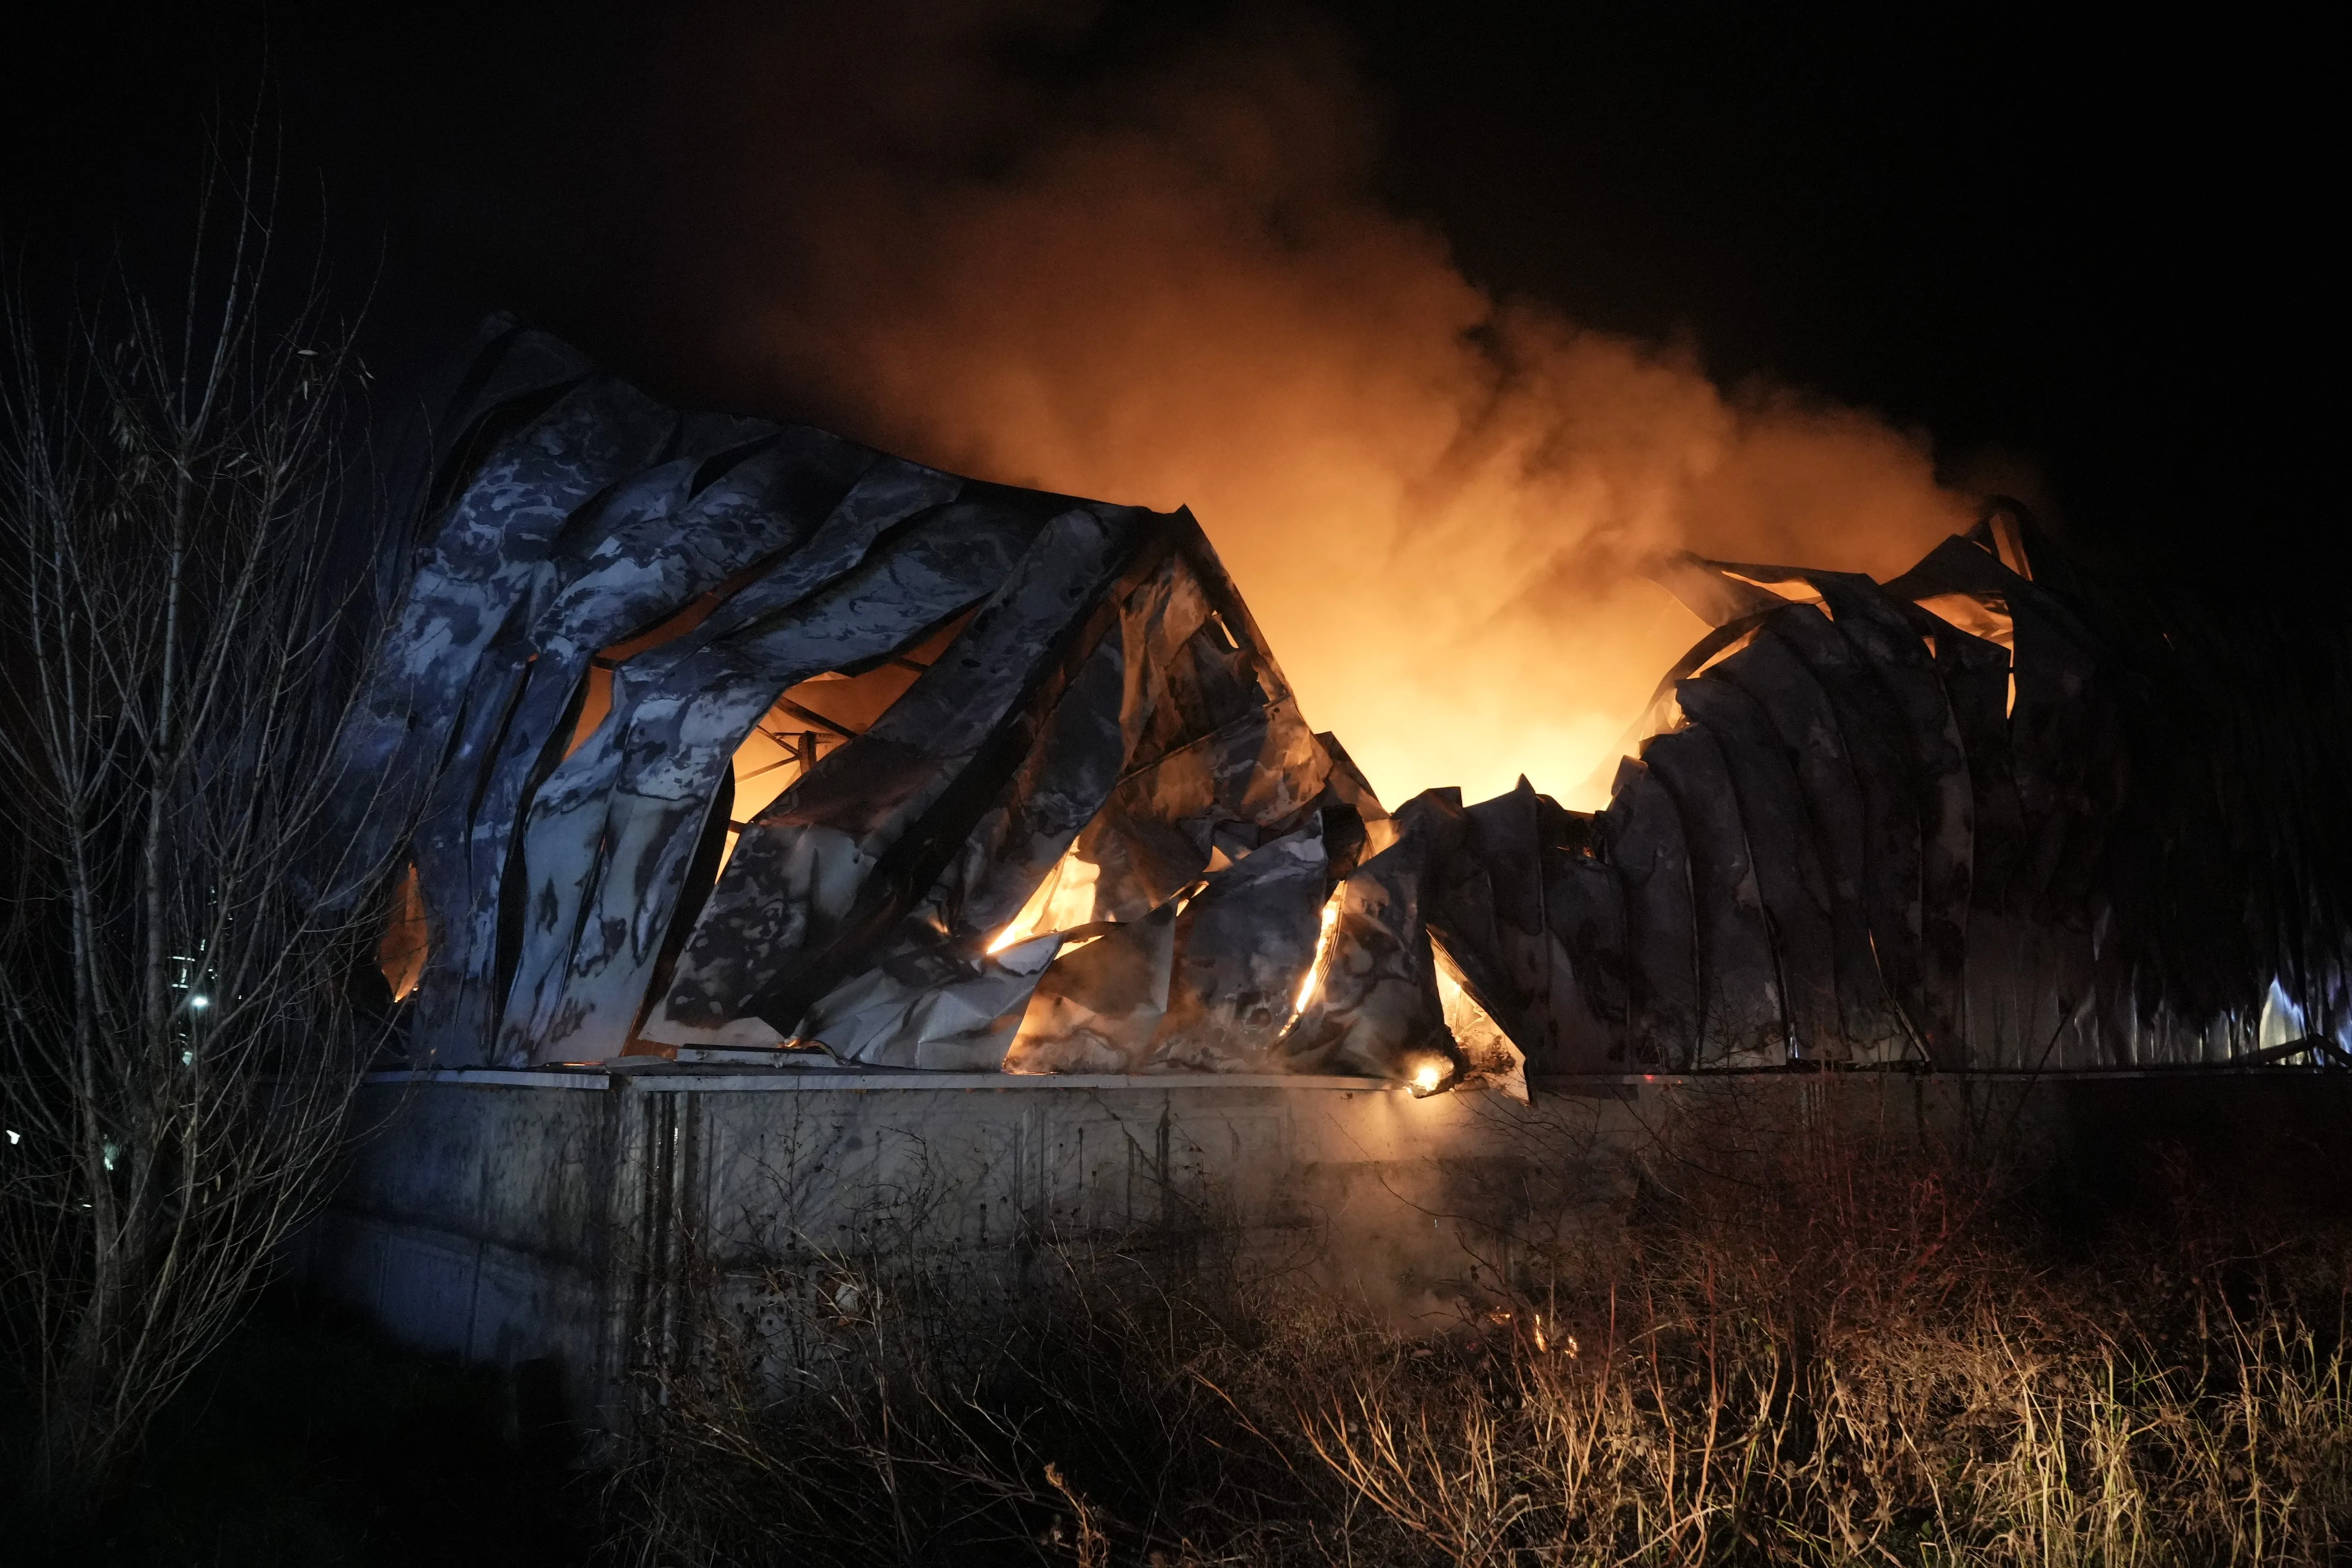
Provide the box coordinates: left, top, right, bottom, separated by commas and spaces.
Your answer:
298, 1067, 2350, 1440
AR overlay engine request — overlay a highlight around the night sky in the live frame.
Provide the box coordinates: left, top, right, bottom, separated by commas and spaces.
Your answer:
4, 3, 2330, 582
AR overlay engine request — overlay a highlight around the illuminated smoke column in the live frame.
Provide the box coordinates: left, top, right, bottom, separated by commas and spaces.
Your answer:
635, 11, 1974, 806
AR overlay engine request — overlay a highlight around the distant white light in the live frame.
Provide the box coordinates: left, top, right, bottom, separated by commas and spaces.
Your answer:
5, 1129, 18, 1145
188, 994, 210, 1011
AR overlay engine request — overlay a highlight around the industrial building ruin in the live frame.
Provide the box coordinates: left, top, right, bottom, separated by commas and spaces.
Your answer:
303, 318, 2352, 1433
346, 319, 2348, 1086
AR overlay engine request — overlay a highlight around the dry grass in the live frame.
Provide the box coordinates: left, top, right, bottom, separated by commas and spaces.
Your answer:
605, 1122, 2352, 1566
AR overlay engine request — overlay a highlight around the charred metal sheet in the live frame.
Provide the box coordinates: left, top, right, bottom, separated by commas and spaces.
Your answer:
1130, 600, 1273, 762
955, 553, 1218, 938
364, 378, 682, 1062
687, 551, 1163, 1056
2016, 919, 2101, 1069
2010, 589, 2111, 923
1541, 841, 1630, 1068
653, 510, 1342, 1068
1314, 732, 1395, 853
1439, 785, 1646, 1081
537, 427, 880, 656
1165, 514, 1310, 717
1463, 783, 1551, 966
1879, 535, 2055, 1062
420, 321, 595, 475
1322, 777, 1632, 1076
1709, 631, 1901, 1059
1674, 673, 1842, 1059
1907, 601, 2029, 1062
1909, 602, 2022, 1067
1059, 555, 1333, 928
1640, 727, 1785, 1066
1432, 948, 1528, 1098
1414, 789, 1520, 1047
755, 506, 1162, 950
1648, 550, 1792, 628
1077, 697, 1329, 909
1805, 573, 1975, 1066
1417, 779, 1585, 1072
1761, 605, 1928, 1060
501, 474, 1004, 1063
1282, 799, 1457, 1079
361, 319, 596, 639
1600, 758, 1700, 1068
1881, 530, 2096, 652
1150, 826, 1329, 1071
496, 457, 966, 1063
1908, 592, 2026, 917
412, 421, 840, 1064
797, 933, 1064, 1070
641, 503, 1141, 1055
1879, 533, 2114, 924
901, 601, 1134, 951
1004, 906, 1179, 1073
1466, 782, 1570, 1067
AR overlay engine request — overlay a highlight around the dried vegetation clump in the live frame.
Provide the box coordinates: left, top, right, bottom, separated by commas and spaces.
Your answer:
609, 1130, 2352, 1566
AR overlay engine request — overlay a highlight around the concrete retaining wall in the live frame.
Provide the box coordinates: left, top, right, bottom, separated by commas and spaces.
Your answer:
297, 1066, 2351, 1440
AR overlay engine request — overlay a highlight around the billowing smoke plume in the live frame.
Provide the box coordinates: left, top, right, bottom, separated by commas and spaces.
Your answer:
611, 6, 1973, 807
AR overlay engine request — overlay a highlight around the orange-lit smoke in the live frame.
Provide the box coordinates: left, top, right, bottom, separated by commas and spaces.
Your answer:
670, 12, 1974, 808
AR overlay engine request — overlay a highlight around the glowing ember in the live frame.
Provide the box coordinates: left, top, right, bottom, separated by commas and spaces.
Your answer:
375, 862, 428, 1003
1410, 1060, 1443, 1094
988, 851, 1103, 955
1292, 892, 1343, 1013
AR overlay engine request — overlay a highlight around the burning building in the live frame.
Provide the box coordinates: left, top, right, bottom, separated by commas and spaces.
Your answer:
301, 318, 2352, 1430
347, 320, 2347, 1086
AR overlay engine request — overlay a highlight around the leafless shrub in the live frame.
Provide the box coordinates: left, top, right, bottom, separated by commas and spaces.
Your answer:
0, 160, 407, 1511
607, 1173, 1311, 1567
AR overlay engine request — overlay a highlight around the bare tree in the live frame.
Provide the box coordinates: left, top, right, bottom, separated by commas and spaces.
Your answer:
0, 175, 407, 1510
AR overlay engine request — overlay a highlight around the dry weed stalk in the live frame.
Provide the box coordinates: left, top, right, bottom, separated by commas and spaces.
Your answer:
1270, 1120, 2352, 1564
607, 1203, 1252, 1566
608, 1114, 2352, 1566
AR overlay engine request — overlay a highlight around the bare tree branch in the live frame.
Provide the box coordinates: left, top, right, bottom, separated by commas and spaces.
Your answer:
0, 152, 417, 1515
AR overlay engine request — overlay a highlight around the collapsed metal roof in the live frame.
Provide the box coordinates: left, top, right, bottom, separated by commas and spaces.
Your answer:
342, 321, 1410, 1077
347, 321, 2347, 1084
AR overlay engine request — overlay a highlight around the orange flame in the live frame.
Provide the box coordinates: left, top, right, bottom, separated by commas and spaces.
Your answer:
1291, 891, 1344, 1015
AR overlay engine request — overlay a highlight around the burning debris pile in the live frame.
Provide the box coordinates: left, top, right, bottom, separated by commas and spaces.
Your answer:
349, 322, 2344, 1084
